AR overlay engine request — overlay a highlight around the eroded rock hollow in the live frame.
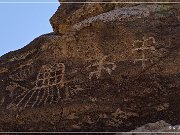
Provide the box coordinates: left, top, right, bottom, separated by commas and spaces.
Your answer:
0, 0, 179, 132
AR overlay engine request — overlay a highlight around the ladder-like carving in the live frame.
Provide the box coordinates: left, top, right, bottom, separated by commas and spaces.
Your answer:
64, 84, 84, 100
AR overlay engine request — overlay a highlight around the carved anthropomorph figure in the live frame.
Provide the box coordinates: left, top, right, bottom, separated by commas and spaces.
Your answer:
132, 37, 157, 69
7, 63, 66, 110
87, 55, 117, 79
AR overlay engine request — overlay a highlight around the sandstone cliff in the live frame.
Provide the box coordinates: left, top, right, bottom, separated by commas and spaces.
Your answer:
0, 0, 179, 132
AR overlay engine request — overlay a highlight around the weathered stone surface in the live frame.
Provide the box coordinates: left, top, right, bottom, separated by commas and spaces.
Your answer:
118, 120, 180, 135
50, 0, 180, 34
0, 0, 179, 132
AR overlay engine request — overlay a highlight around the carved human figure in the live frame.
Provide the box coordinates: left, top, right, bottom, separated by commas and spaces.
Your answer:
87, 56, 117, 79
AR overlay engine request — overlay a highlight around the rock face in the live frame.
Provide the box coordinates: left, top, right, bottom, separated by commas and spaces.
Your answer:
0, 0, 179, 132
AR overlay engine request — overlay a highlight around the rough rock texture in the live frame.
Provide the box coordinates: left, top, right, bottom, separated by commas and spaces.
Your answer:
50, 0, 180, 34
0, 0, 179, 132
118, 120, 180, 135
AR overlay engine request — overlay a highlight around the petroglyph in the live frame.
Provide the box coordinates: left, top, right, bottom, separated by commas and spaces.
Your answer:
64, 84, 84, 100
89, 97, 98, 102
35, 63, 65, 89
6, 83, 19, 95
87, 56, 116, 79
6, 82, 28, 98
132, 37, 157, 69
84, 115, 94, 124
0, 97, 5, 106
154, 103, 169, 111
65, 113, 79, 120
7, 63, 65, 110
0, 67, 8, 74
9, 64, 34, 81
110, 108, 139, 126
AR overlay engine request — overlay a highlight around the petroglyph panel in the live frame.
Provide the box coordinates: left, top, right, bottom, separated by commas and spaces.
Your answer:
6, 82, 28, 98
7, 85, 64, 110
7, 63, 66, 110
87, 56, 116, 79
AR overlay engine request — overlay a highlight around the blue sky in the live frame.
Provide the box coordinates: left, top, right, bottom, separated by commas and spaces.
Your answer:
0, 0, 59, 56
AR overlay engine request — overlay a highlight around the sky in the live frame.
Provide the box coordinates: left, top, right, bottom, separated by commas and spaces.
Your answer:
0, 0, 59, 56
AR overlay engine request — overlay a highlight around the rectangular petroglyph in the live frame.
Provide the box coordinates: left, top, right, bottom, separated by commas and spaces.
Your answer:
64, 84, 84, 100
132, 37, 157, 69
35, 63, 65, 89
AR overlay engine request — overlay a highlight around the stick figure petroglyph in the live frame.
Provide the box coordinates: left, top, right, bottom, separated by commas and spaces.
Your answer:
87, 56, 116, 79
132, 37, 157, 69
